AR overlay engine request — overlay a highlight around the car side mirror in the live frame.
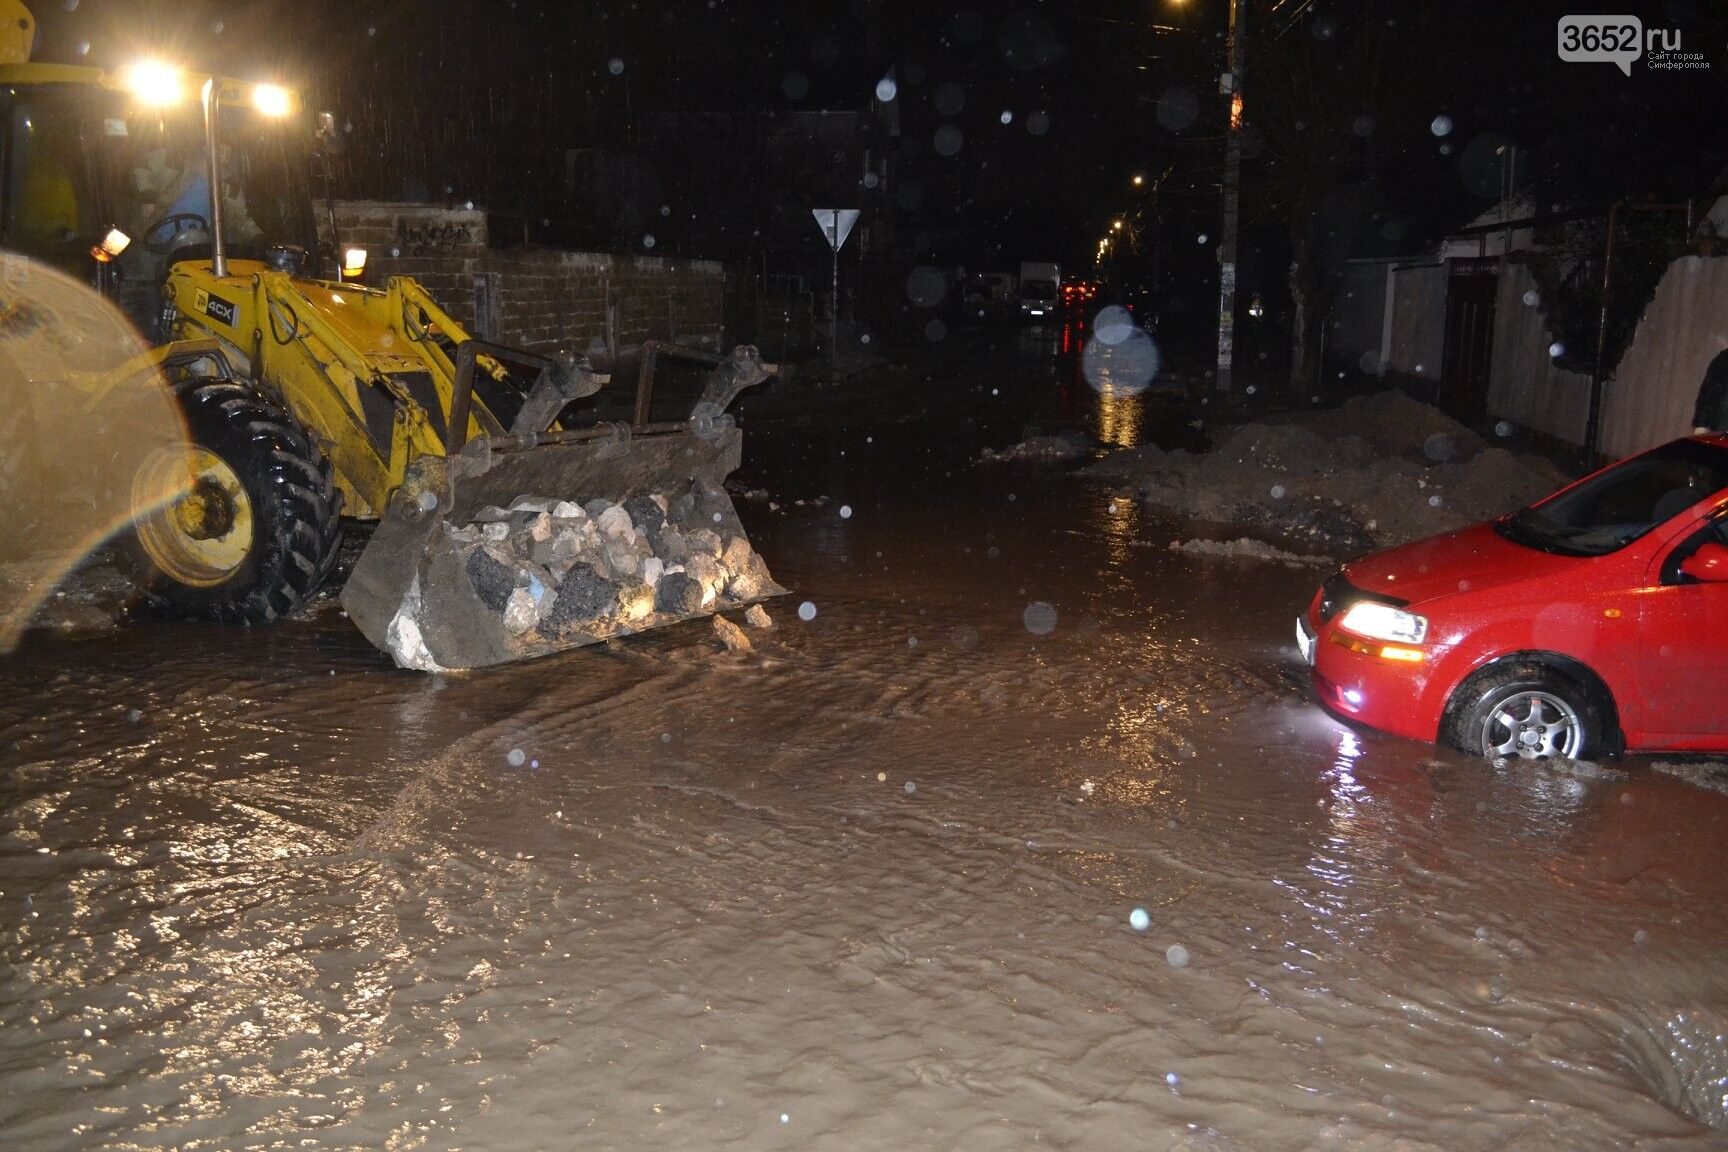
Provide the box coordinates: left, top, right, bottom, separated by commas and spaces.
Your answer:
1679, 540, 1728, 583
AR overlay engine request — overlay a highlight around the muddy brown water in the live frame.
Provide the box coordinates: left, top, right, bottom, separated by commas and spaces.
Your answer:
4, 340, 1728, 1149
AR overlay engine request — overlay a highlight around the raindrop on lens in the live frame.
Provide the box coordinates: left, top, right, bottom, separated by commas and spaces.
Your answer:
1522, 289, 1540, 307
1166, 944, 1190, 968
1430, 114, 1454, 137
1548, 341, 1565, 358
1495, 421, 1514, 438
1026, 110, 1051, 136
1130, 907, 1150, 932
1023, 601, 1058, 635
643, 234, 656, 249
798, 601, 817, 621
507, 748, 526, 767
608, 57, 625, 75
1271, 485, 1286, 499
839, 505, 853, 519
903, 781, 916, 795
1166, 1072, 1179, 1087
875, 76, 898, 102
1000, 110, 1013, 125
1428, 494, 1443, 507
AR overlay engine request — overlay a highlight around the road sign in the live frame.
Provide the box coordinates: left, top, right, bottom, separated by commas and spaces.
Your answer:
812, 208, 860, 252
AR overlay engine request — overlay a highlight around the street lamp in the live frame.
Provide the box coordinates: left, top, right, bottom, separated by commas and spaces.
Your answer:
1132, 174, 1145, 187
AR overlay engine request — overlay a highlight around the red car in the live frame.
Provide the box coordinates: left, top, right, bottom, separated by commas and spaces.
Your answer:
1298, 435, 1728, 758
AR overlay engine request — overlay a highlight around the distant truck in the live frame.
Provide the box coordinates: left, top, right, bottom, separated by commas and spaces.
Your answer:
1019, 262, 1060, 320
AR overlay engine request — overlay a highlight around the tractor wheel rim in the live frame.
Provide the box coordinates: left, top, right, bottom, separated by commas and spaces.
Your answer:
133, 446, 253, 588
1482, 690, 1582, 760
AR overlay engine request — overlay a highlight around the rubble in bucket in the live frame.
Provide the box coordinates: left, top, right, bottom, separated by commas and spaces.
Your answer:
383, 486, 781, 671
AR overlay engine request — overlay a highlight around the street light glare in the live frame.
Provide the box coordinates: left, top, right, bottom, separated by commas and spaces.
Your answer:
1132, 174, 1144, 186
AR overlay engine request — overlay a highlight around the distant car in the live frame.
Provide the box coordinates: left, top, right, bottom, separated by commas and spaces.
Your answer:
1297, 435, 1728, 758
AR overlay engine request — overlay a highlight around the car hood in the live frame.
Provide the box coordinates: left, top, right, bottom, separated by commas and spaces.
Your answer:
1341, 521, 1587, 607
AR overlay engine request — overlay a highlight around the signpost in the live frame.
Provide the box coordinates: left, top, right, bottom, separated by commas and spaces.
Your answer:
813, 208, 860, 377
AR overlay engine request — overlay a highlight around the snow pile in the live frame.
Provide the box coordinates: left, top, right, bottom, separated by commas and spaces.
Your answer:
980, 430, 1094, 463
1082, 391, 1571, 553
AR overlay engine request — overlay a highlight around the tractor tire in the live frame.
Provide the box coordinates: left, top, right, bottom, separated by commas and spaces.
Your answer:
125, 378, 342, 624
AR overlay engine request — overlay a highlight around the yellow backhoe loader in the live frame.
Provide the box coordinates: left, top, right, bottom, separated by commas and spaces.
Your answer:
0, 2, 782, 669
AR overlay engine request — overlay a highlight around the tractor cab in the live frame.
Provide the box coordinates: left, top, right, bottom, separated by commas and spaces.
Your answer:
0, 62, 323, 338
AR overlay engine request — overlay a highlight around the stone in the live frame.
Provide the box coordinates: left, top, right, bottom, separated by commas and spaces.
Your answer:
544, 568, 619, 631
685, 554, 724, 606
618, 581, 655, 622
712, 614, 752, 653
655, 571, 704, 616
725, 573, 763, 602
596, 504, 635, 539
583, 498, 614, 519
531, 525, 583, 570
472, 506, 513, 523
502, 587, 538, 634
721, 535, 754, 575
526, 512, 555, 542
603, 537, 645, 582
552, 500, 585, 519
510, 496, 556, 513
688, 528, 724, 558
640, 556, 664, 590
445, 523, 483, 545
481, 521, 510, 542
465, 548, 516, 611
744, 604, 773, 630
624, 495, 667, 537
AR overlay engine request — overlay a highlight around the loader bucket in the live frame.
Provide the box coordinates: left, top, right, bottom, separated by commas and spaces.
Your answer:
341, 343, 785, 671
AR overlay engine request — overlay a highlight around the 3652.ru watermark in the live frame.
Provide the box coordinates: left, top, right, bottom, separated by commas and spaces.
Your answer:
1558, 15, 1710, 75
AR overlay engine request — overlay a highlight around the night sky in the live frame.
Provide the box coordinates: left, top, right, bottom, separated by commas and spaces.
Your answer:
25, 1, 1728, 288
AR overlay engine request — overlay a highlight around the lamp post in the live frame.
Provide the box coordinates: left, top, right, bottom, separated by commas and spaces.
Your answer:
1215, 0, 1244, 392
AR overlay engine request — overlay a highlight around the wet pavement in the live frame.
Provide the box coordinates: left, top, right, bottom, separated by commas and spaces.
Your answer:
5, 329, 1728, 1150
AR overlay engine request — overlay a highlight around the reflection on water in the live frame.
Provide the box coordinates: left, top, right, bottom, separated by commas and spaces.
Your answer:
1095, 382, 1143, 448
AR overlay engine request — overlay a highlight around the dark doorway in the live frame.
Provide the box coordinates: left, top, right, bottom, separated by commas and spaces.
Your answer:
1439, 258, 1498, 423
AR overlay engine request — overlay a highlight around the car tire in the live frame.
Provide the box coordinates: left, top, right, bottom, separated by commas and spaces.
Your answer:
1441, 661, 1609, 761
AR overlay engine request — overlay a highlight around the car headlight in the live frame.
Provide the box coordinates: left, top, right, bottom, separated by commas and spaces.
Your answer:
1338, 601, 1428, 645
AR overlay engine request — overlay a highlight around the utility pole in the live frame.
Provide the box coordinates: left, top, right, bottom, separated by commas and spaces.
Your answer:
1215, 0, 1244, 391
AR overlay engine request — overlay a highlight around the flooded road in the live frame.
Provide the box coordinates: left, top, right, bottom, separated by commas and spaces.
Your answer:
5, 335, 1728, 1150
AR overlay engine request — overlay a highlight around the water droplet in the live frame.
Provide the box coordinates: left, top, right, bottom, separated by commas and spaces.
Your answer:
798, 601, 817, 622
608, 57, 625, 75
507, 748, 526, 767
877, 771, 887, 782
1197, 233, 1209, 245
1431, 114, 1454, 137
643, 234, 656, 249
1428, 494, 1443, 507
1166, 1072, 1180, 1087
1023, 601, 1058, 635
1548, 341, 1565, 359
1130, 907, 1150, 932
1166, 944, 1190, 968
933, 124, 964, 156
1271, 485, 1287, 499
839, 505, 853, 519
1522, 288, 1541, 307
1000, 110, 1013, 125
903, 781, 916, 795
779, 1113, 790, 1124
875, 76, 898, 102
1634, 929, 1650, 945
1025, 110, 1051, 136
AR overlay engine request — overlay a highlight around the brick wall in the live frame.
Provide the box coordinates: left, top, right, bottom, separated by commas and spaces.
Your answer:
320, 201, 726, 359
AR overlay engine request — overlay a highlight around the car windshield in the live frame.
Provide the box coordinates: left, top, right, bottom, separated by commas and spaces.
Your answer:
1495, 439, 1728, 557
